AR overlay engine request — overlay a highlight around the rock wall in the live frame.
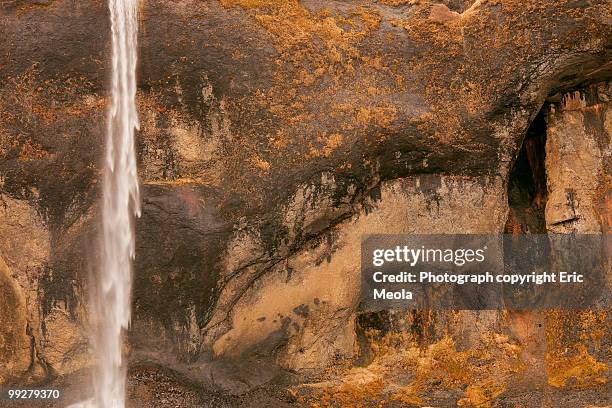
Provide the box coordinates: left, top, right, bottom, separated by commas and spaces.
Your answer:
209, 175, 507, 372
0, 195, 49, 383
0, 0, 610, 400
542, 83, 611, 393
546, 84, 611, 234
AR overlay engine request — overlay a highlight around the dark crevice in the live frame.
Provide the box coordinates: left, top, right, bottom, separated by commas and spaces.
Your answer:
504, 108, 549, 234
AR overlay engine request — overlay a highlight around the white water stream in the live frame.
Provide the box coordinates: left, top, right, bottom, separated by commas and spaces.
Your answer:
70, 0, 140, 407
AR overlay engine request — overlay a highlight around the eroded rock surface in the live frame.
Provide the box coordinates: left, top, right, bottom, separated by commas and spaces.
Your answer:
0, 0, 611, 405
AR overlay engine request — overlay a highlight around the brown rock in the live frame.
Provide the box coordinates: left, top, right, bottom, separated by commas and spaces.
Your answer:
0, 256, 30, 383
0, 1, 610, 401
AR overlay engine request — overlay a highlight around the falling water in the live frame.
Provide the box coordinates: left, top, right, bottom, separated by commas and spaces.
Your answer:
71, 1, 140, 407
96, 0, 141, 405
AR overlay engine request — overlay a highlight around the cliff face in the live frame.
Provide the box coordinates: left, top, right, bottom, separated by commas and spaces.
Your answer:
0, 0, 611, 405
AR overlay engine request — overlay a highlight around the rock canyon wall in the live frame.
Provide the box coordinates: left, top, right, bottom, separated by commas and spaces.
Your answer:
0, 0, 610, 405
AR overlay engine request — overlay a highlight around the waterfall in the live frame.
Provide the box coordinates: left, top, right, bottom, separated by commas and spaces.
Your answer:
96, 0, 141, 405
70, 0, 140, 407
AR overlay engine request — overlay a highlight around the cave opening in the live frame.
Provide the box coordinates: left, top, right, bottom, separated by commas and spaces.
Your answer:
355, 105, 549, 366
355, 106, 553, 362
504, 108, 549, 234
